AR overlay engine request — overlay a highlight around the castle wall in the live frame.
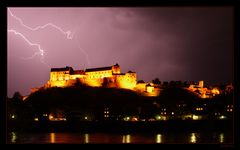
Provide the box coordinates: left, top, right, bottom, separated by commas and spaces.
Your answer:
84, 77, 103, 87
146, 86, 154, 93
50, 80, 67, 87
50, 71, 71, 81
85, 70, 112, 79
70, 74, 84, 80
115, 73, 137, 90
83, 70, 113, 87
112, 65, 120, 74
199, 80, 204, 88
135, 83, 146, 92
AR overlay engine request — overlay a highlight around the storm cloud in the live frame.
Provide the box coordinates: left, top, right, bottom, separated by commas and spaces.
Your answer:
7, 7, 233, 97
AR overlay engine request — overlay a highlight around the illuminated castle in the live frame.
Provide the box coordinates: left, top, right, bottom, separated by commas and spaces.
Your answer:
26, 63, 160, 97
188, 80, 220, 98
45, 63, 137, 90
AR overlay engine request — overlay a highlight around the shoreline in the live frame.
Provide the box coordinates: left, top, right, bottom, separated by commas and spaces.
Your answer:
7, 119, 233, 133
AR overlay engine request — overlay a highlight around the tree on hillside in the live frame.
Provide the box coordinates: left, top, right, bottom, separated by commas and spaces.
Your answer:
12, 91, 23, 101
152, 78, 161, 85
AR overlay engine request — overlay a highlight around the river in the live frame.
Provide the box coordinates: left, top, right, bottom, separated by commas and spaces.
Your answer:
7, 131, 233, 144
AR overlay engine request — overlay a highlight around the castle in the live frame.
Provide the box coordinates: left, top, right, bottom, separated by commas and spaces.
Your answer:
188, 80, 220, 98
38, 63, 159, 96
45, 63, 136, 89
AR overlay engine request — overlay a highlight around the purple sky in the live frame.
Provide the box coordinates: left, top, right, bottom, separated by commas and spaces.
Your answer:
7, 7, 233, 97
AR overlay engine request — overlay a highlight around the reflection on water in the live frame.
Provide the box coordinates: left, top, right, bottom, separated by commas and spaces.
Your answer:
84, 134, 89, 143
122, 134, 131, 143
7, 132, 232, 144
190, 133, 197, 143
156, 134, 162, 143
219, 133, 224, 143
11, 132, 17, 143
50, 133, 55, 143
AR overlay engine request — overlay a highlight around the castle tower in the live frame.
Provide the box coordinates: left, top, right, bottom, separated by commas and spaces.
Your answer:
199, 80, 204, 88
112, 63, 120, 74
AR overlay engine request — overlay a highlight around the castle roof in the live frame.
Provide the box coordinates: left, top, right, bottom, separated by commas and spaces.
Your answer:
85, 66, 112, 72
146, 83, 152, 86
51, 66, 73, 72
137, 80, 145, 83
113, 73, 125, 75
71, 70, 85, 75
114, 63, 119, 67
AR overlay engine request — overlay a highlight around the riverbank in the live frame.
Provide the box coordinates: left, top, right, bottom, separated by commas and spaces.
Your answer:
7, 119, 233, 133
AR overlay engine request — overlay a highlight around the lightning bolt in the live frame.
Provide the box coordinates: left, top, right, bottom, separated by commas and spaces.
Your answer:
8, 8, 73, 39
8, 29, 50, 67
74, 36, 91, 67
8, 8, 91, 67
8, 29, 44, 56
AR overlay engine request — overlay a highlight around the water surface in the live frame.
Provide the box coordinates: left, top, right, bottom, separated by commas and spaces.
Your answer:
7, 132, 233, 144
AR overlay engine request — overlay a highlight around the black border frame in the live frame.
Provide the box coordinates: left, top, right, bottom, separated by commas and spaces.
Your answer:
0, 0, 238, 148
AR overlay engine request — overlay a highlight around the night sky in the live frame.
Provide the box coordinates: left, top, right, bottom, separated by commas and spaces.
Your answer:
7, 7, 233, 97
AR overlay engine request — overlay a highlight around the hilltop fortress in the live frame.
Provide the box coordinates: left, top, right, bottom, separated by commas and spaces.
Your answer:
26, 63, 230, 101
36, 63, 159, 96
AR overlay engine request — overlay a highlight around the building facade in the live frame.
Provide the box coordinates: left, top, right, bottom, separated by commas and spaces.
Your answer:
45, 63, 137, 90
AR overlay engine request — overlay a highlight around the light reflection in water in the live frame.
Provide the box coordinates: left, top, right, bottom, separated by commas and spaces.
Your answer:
122, 134, 131, 143
11, 132, 17, 143
7, 132, 231, 144
190, 133, 197, 143
156, 134, 162, 143
84, 134, 89, 143
219, 133, 224, 143
50, 133, 55, 143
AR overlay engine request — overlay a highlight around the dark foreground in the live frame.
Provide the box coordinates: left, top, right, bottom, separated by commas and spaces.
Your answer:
7, 119, 233, 133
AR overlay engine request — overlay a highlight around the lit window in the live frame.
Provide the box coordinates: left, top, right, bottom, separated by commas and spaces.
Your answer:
219, 115, 226, 119
49, 114, 54, 120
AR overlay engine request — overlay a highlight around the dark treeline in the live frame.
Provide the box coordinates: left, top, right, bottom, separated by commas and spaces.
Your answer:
6, 82, 234, 133
7, 83, 233, 123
